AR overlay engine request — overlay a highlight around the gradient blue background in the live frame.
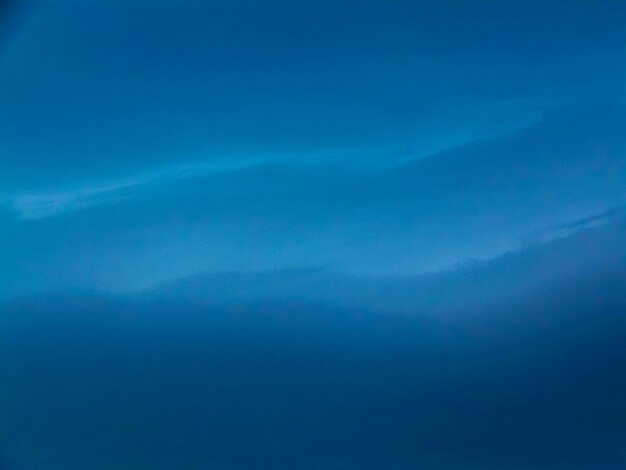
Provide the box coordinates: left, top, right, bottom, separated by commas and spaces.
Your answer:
1, 1, 626, 468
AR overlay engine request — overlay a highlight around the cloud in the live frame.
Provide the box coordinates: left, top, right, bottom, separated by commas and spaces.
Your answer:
4, 102, 625, 296
7, 161, 247, 220
145, 206, 626, 312
3, 0, 625, 192
2, 3, 626, 467
2, 1, 626, 301
2, 220, 626, 469
549, 206, 626, 235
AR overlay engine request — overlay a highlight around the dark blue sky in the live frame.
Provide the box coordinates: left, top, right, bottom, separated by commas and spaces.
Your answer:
1, 0, 626, 295
2, 3, 626, 469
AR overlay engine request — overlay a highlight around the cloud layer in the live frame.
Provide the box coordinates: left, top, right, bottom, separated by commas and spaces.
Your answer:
2, 217, 626, 469
1, 4, 626, 467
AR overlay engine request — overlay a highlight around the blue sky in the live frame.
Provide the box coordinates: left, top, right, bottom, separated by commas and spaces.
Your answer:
3, 3, 626, 469
1, 0, 626, 296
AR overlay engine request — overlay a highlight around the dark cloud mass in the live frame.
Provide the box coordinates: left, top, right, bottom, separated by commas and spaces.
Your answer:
1, 230, 626, 469
1, 1, 626, 468
1, 209, 626, 469
150, 209, 626, 312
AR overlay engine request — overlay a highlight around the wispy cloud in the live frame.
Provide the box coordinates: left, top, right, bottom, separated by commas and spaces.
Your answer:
8, 159, 261, 219
6, 110, 535, 220
550, 206, 626, 234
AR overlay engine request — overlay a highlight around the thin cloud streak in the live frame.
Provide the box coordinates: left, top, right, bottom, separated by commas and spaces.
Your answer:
6, 99, 541, 220
8, 159, 262, 219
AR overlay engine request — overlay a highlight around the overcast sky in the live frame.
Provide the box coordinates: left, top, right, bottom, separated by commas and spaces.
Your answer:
3, 3, 626, 469
1, 0, 626, 297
